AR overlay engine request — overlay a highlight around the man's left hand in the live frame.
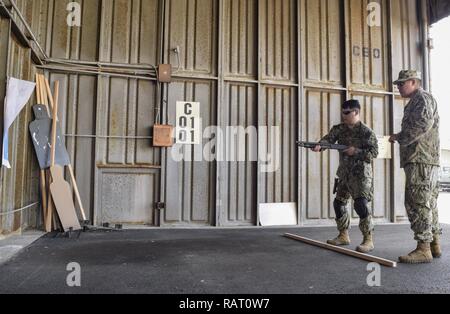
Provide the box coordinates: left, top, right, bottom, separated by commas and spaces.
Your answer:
389, 134, 398, 143
343, 146, 357, 156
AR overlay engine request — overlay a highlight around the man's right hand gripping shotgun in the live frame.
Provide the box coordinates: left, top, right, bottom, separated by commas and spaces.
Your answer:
296, 141, 349, 151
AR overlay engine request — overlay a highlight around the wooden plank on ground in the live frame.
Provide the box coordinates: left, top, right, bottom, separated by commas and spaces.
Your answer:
50, 166, 81, 231
48, 81, 81, 232
35, 73, 49, 230
284, 233, 397, 268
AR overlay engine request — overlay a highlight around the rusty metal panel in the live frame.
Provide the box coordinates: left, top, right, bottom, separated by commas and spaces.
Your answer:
75, 0, 101, 60
138, 0, 161, 65
48, 0, 100, 60
223, 0, 257, 79
95, 75, 161, 226
94, 77, 160, 166
101, 0, 132, 62
347, 0, 388, 89
11, 37, 31, 229
350, 93, 391, 221
301, 0, 343, 84
6, 38, 26, 232
1, 32, 40, 234
163, 80, 216, 226
165, 0, 217, 76
48, 0, 72, 59
46, 72, 97, 221
259, 86, 297, 204
95, 2, 161, 161
16, 0, 30, 35
0, 17, 11, 233
0, 18, 9, 142
19, 0, 50, 51
21, 67, 40, 230
134, 80, 161, 164
28, 0, 50, 48
10, 0, 26, 34
260, 0, 297, 83
391, 0, 423, 76
96, 168, 159, 225
219, 0, 258, 226
301, 90, 343, 222
218, 83, 257, 226
108, 78, 129, 164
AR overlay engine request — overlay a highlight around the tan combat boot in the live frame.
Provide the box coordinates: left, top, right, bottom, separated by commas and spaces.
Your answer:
431, 235, 442, 258
327, 230, 350, 246
356, 233, 374, 253
399, 242, 433, 264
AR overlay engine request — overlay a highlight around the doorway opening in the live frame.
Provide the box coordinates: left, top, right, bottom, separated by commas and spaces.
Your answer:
431, 17, 450, 223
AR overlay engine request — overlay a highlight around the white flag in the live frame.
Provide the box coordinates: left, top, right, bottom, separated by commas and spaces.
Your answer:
2, 77, 36, 168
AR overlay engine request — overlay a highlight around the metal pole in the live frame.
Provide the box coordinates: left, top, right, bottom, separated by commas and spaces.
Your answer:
284, 233, 398, 268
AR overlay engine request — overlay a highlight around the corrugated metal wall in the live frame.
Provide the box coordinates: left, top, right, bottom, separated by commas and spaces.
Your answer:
1, 0, 429, 233
162, 0, 218, 226
300, 0, 423, 225
95, 0, 161, 225
0, 15, 40, 235
218, 0, 258, 226
162, 0, 424, 226
44, 0, 162, 225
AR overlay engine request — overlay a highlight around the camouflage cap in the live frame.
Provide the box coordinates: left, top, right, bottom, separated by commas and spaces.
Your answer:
393, 70, 422, 84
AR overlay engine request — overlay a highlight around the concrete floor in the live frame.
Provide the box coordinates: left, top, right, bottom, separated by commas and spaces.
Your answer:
0, 224, 449, 294
0, 231, 44, 266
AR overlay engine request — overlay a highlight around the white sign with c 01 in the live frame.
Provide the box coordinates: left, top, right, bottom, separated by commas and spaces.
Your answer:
176, 102, 201, 145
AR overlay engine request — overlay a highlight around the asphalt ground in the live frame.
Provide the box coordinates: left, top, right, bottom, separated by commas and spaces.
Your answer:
0, 224, 449, 294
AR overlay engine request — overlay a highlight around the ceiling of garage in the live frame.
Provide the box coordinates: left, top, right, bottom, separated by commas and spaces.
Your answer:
429, 0, 450, 24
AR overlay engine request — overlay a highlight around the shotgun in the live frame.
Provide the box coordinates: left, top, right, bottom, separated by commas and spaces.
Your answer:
296, 141, 349, 152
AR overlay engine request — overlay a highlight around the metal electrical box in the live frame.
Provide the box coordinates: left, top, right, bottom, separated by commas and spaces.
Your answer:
153, 124, 174, 147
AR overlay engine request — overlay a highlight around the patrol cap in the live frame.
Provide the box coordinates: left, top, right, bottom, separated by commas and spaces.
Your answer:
393, 70, 422, 85
342, 99, 361, 110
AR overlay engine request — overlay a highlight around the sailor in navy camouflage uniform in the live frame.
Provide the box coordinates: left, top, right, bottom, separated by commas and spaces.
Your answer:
390, 70, 441, 264
312, 100, 379, 253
